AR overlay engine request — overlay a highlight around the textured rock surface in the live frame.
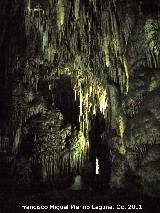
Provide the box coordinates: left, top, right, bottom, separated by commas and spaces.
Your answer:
0, 0, 160, 196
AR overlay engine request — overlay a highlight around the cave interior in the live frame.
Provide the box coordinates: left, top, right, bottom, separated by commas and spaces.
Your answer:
0, 0, 160, 209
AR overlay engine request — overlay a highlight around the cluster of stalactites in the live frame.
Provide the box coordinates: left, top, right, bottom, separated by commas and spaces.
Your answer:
25, 0, 56, 61
32, 131, 89, 181
40, 150, 87, 181
71, 69, 108, 137
144, 19, 160, 69
102, 0, 130, 95
25, 0, 130, 96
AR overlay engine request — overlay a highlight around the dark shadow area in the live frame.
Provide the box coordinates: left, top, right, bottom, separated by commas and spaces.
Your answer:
0, 186, 160, 213
88, 109, 111, 189
54, 75, 80, 128
30, 0, 49, 10
0, 0, 26, 130
0, 153, 12, 191
140, 0, 160, 15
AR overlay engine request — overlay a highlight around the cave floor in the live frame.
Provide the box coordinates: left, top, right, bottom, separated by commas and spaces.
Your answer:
0, 186, 160, 212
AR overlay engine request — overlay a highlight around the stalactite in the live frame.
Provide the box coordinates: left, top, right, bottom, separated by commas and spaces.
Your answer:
29, 111, 89, 181
74, 0, 79, 20
56, 0, 65, 31
118, 116, 126, 155
70, 67, 109, 139
12, 127, 21, 153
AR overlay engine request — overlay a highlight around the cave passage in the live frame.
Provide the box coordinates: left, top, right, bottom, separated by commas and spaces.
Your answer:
89, 110, 111, 183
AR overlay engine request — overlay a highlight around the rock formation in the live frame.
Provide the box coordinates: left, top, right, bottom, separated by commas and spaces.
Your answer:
0, 0, 160, 196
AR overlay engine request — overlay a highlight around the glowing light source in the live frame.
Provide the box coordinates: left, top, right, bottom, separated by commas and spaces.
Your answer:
96, 158, 99, 174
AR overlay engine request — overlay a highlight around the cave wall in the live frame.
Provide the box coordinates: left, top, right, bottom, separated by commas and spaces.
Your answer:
0, 0, 160, 195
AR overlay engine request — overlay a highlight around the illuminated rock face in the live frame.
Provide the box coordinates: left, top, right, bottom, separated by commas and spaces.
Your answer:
0, 0, 160, 196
